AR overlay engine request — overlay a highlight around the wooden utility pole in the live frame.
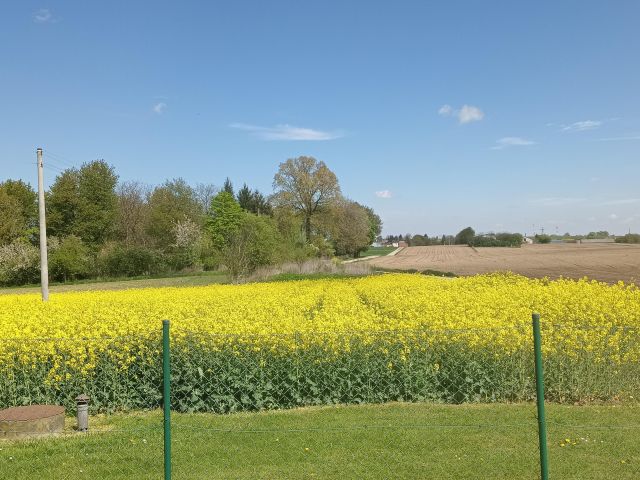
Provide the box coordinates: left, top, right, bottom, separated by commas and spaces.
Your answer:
37, 148, 49, 301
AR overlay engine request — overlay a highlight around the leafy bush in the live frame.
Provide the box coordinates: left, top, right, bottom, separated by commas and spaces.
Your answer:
471, 233, 523, 247
615, 233, 640, 244
221, 214, 281, 281
534, 234, 551, 244
0, 240, 40, 286
97, 243, 164, 277
49, 235, 92, 282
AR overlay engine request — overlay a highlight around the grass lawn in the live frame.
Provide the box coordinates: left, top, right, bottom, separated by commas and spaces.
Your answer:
2, 403, 638, 479
359, 246, 398, 257
0, 271, 228, 295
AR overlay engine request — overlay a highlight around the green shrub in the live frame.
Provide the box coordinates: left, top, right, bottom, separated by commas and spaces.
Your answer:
97, 243, 164, 277
471, 233, 523, 247
615, 233, 640, 244
534, 234, 551, 244
49, 235, 92, 282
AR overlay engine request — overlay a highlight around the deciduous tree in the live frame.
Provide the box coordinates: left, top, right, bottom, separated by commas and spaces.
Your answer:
272, 156, 340, 241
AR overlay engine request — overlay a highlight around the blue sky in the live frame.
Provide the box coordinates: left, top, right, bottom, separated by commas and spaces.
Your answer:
1, 1, 639, 236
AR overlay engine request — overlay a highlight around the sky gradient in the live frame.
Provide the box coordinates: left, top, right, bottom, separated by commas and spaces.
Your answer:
1, 1, 639, 236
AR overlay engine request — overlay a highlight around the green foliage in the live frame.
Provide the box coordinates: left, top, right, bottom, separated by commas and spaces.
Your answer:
272, 156, 341, 240
147, 178, 203, 249
46, 169, 80, 237
206, 191, 245, 250
455, 227, 475, 245
115, 181, 149, 246
615, 233, 640, 244
586, 231, 610, 239
4, 328, 638, 414
359, 203, 382, 246
221, 213, 281, 281
359, 246, 396, 257
223, 177, 234, 196
331, 201, 372, 257
0, 180, 37, 244
46, 161, 119, 246
535, 234, 552, 244
97, 243, 164, 277
75, 160, 119, 246
471, 233, 523, 247
237, 183, 273, 215
0, 240, 40, 286
49, 235, 92, 282
0, 189, 25, 245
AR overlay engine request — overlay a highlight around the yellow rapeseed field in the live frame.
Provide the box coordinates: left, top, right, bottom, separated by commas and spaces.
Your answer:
0, 273, 639, 373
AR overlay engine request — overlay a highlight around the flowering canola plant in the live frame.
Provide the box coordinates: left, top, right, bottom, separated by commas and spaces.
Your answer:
0, 273, 638, 369
1, 273, 640, 350
1, 273, 638, 410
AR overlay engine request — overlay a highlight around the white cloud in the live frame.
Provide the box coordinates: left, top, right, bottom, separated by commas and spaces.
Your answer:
561, 120, 602, 132
596, 135, 640, 141
375, 190, 393, 199
599, 198, 640, 206
438, 104, 453, 116
587, 216, 597, 222
529, 197, 587, 207
33, 9, 54, 23
609, 213, 618, 220
458, 105, 484, 124
153, 102, 167, 114
437, 104, 484, 124
491, 137, 536, 150
230, 123, 342, 141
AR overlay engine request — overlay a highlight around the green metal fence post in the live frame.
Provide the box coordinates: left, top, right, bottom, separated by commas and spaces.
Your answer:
532, 313, 549, 480
162, 320, 172, 480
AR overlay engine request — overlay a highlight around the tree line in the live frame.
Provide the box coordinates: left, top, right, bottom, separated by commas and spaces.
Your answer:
383, 228, 524, 247
0, 156, 381, 285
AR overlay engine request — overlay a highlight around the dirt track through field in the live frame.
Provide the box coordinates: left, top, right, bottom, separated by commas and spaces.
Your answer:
368, 244, 640, 284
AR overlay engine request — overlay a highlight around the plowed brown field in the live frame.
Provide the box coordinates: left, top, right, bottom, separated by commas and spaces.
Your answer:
368, 244, 640, 284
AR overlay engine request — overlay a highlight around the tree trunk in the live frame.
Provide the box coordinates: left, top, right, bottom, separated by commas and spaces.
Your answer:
304, 215, 312, 242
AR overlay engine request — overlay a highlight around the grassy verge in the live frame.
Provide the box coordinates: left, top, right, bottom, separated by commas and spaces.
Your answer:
0, 270, 228, 295
2, 403, 638, 479
359, 246, 397, 257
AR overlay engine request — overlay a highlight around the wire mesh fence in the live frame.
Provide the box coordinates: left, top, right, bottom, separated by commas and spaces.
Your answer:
0, 318, 638, 479
0, 335, 165, 479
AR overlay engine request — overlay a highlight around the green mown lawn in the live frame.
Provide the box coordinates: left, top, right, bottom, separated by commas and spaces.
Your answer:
2, 403, 638, 479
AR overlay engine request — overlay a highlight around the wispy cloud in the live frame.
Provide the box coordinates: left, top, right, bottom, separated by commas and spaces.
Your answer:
438, 104, 453, 116
529, 197, 587, 207
599, 198, 640, 206
560, 120, 602, 132
33, 9, 55, 23
230, 123, 343, 141
609, 213, 618, 220
491, 137, 535, 150
153, 102, 167, 114
375, 190, 393, 199
596, 135, 640, 141
438, 104, 484, 124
